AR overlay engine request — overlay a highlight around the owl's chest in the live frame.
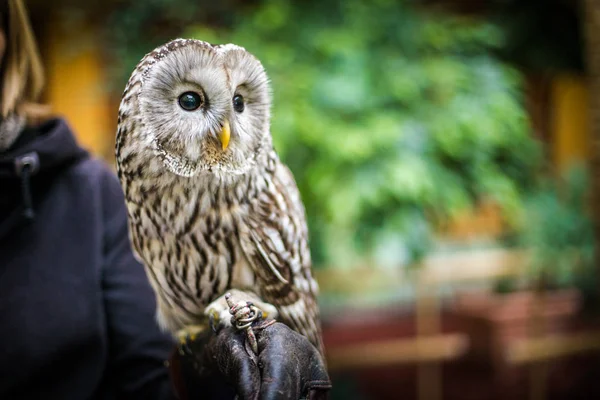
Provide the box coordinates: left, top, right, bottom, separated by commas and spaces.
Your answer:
179, 208, 256, 289
134, 193, 256, 302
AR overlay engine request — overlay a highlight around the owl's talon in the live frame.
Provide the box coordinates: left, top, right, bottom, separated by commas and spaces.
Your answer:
208, 309, 222, 333
177, 336, 193, 356
176, 324, 208, 355
178, 341, 192, 356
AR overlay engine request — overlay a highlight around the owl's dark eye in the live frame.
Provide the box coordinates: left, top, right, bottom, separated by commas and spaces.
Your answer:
233, 94, 245, 113
178, 92, 202, 111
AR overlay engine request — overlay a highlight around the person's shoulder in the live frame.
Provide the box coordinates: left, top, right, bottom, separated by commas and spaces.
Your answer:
69, 157, 122, 191
66, 156, 127, 215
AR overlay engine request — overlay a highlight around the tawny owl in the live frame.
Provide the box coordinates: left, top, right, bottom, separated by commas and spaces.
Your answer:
115, 39, 324, 354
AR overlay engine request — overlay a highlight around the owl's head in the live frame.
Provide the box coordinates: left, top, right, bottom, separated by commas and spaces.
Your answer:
122, 39, 272, 178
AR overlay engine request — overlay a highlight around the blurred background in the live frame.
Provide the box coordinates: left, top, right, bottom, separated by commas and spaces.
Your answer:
23, 0, 600, 398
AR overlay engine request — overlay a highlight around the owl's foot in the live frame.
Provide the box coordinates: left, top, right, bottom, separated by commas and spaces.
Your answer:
204, 289, 278, 333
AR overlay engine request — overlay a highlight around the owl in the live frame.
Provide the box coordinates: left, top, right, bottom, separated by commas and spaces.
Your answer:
115, 39, 324, 354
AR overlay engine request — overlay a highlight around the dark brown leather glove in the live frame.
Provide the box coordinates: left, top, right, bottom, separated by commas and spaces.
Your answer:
168, 320, 331, 400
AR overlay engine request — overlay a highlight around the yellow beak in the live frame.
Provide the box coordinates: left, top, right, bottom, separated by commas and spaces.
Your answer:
219, 120, 230, 150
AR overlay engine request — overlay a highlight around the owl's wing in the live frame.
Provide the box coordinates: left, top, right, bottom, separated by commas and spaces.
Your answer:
239, 161, 324, 354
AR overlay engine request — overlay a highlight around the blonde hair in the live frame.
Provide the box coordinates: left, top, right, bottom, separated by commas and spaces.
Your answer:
2, 0, 48, 120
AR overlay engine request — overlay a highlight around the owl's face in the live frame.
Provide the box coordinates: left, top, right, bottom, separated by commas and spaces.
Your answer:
135, 40, 271, 177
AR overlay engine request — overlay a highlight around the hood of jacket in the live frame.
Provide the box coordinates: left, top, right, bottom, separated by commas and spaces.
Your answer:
0, 118, 89, 237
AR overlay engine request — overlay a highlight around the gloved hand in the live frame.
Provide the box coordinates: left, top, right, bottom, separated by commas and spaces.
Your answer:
168, 319, 331, 400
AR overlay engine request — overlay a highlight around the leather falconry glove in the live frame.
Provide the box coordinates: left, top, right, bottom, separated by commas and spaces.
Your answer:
168, 319, 331, 400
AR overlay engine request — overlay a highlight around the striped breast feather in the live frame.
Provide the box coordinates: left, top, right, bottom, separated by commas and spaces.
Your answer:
238, 160, 323, 352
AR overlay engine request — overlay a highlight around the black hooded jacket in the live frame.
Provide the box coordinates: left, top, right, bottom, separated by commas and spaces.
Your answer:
0, 118, 176, 399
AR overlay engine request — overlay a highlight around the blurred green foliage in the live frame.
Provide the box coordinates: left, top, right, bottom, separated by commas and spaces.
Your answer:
516, 165, 596, 297
105, 0, 220, 90
106, 0, 544, 269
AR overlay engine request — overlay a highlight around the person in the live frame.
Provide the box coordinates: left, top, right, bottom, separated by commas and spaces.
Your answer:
0, 1, 331, 399
0, 0, 178, 398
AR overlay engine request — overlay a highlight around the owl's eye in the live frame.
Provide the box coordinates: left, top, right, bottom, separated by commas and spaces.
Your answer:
178, 92, 203, 111
233, 94, 245, 113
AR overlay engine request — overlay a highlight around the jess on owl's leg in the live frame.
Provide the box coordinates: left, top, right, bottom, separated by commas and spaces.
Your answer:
175, 289, 277, 357
204, 289, 279, 333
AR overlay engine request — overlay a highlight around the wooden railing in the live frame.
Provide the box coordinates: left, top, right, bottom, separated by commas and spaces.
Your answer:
324, 247, 600, 400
